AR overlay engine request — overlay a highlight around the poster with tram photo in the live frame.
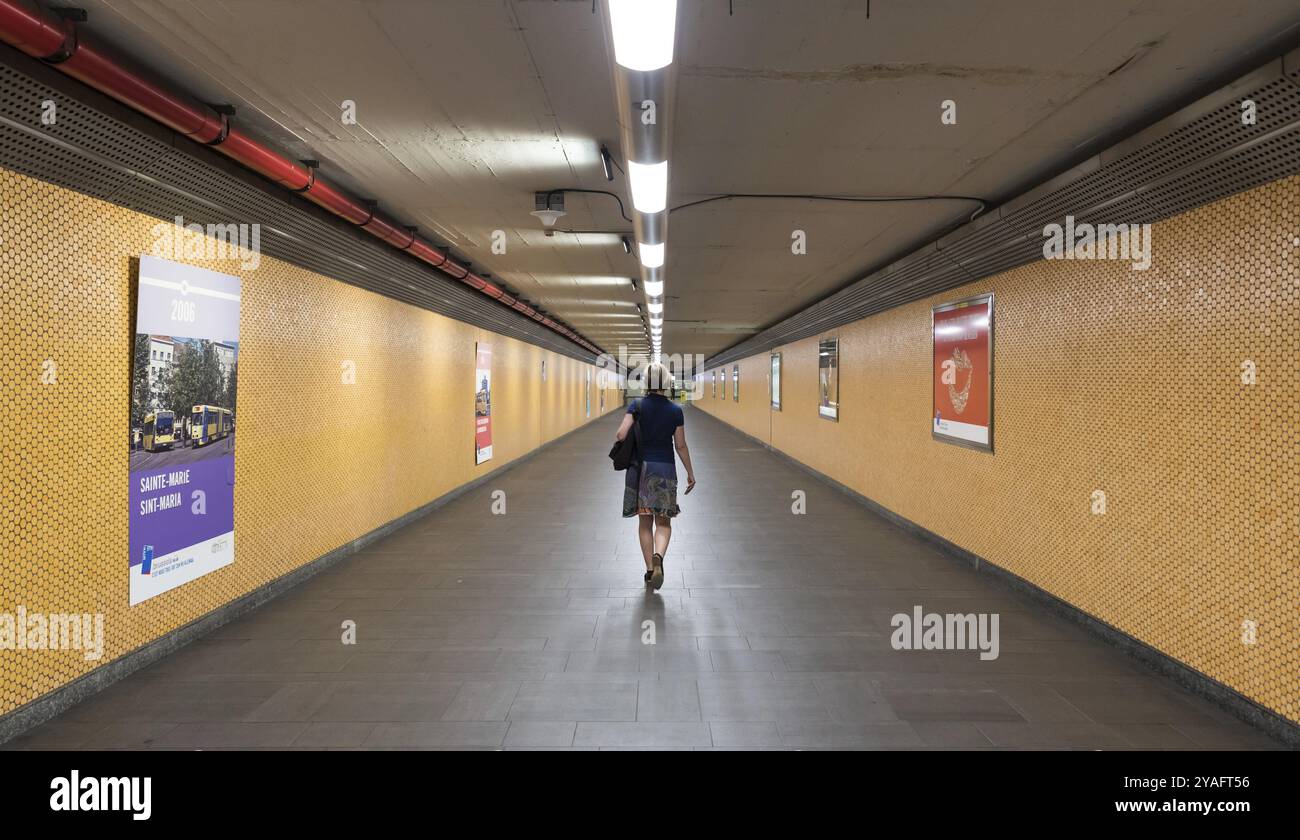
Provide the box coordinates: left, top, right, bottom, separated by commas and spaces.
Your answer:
475, 342, 493, 464
128, 255, 240, 605
932, 294, 993, 451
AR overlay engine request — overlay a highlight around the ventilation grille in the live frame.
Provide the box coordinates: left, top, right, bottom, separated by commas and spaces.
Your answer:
0, 56, 600, 363
706, 53, 1300, 368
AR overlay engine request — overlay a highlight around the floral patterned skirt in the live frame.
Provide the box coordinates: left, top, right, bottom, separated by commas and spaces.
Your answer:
622, 459, 680, 518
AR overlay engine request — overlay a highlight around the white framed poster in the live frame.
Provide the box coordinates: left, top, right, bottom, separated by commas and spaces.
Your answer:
770, 352, 782, 411
932, 293, 993, 450
818, 337, 839, 421
475, 343, 493, 464
129, 256, 240, 605
732, 364, 739, 402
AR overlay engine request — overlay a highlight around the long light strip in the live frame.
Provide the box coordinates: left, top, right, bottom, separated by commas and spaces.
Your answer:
605, 0, 678, 361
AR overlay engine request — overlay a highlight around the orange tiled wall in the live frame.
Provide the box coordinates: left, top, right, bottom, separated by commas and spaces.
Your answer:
697, 174, 1300, 724
0, 166, 621, 716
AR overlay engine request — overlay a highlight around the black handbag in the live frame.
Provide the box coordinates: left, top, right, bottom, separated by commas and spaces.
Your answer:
608, 402, 642, 471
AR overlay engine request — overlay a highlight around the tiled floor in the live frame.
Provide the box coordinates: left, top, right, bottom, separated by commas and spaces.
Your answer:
4, 408, 1283, 750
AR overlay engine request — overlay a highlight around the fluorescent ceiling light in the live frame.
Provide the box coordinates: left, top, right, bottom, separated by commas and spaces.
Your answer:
649, 317, 663, 328
600, 145, 615, 181
638, 241, 665, 268
628, 160, 668, 214
608, 0, 677, 72
646, 301, 664, 315
643, 279, 664, 297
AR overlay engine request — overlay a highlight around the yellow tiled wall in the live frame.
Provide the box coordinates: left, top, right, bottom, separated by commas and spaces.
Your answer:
697, 174, 1300, 724
0, 166, 622, 716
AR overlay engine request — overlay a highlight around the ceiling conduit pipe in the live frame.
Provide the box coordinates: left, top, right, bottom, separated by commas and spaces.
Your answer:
0, 0, 601, 354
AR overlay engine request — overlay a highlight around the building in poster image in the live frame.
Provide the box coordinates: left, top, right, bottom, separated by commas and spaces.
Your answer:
129, 255, 240, 605
932, 294, 993, 450
475, 343, 493, 464
818, 337, 839, 421
770, 352, 782, 410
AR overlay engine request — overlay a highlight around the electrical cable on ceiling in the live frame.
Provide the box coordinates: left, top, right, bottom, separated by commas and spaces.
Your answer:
541, 191, 988, 234
669, 193, 988, 222
543, 188, 632, 222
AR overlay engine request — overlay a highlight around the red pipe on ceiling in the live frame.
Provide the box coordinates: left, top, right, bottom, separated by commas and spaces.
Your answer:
0, 0, 599, 354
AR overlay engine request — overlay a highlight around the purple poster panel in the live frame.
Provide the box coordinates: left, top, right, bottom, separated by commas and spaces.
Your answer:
129, 255, 240, 605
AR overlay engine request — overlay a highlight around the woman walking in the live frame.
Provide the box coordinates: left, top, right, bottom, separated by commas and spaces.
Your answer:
613, 362, 696, 590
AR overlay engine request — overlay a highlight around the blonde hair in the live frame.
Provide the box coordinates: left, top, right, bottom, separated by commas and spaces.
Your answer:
642, 362, 675, 393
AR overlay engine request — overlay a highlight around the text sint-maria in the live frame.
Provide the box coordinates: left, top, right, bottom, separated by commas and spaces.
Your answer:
138, 469, 191, 516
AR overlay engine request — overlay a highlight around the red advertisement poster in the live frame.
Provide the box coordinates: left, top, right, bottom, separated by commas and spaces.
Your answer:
932, 294, 993, 450
474, 342, 493, 464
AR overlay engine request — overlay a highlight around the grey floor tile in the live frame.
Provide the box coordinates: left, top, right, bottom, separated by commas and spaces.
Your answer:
504, 721, 577, 747
699, 682, 831, 722
881, 688, 1026, 722
507, 681, 637, 721
155, 722, 308, 748
777, 721, 924, 749
441, 681, 522, 721
637, 679, 703, 721
709, 721, 783, 747
364, 722, 508, 747
909, 721, 995, 749
975, 722, 1131, 749
574, 722, 712, 748
292, 722, 378, 748
309, 682, 461, 722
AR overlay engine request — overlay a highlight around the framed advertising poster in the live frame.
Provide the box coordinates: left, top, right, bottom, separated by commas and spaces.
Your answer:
732, 364, 739, 401
711, 370, 716, 398
129, 256, 240, 605
585, 369, 591, 418
818, 338, 838, 421
770, 352, 782, 410
932, 293, 993, 451
475, 343, 493, 464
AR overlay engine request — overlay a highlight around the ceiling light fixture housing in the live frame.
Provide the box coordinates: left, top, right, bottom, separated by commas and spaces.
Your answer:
602, 0, 679, 365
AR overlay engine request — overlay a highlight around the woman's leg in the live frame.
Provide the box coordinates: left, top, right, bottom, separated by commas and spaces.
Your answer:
653, 514, 672, 560
638, 514, 655, 571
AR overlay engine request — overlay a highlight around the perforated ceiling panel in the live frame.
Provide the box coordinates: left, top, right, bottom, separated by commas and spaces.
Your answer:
0, 49, 601, 364
707, 50, 1300, 369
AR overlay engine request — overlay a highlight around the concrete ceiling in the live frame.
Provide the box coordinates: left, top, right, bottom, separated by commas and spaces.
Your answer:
75, 0, 1300, 360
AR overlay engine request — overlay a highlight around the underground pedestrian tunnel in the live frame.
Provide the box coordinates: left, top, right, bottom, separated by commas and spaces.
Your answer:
0, 0, 1297, 762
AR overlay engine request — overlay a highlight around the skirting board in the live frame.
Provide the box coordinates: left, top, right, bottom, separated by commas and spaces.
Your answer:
0, 409, 620, 745
691, 407, 1299, 749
